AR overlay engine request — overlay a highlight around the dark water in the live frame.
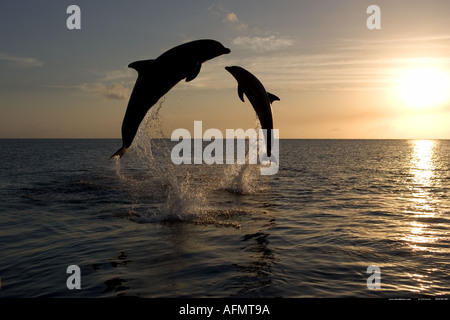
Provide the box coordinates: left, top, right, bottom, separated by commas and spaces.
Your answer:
1, 137, 449, 298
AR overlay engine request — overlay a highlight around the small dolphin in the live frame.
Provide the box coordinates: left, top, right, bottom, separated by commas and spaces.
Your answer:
111, 39, 231, 158
225, 66, 279, 157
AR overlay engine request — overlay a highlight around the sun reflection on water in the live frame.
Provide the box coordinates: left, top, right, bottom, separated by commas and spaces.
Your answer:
400, 140, 446, 294
411, 140, 435, 190
404, 140, 439, 249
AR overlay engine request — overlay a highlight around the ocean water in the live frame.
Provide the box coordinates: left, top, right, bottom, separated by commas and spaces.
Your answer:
1, 136, 449, 298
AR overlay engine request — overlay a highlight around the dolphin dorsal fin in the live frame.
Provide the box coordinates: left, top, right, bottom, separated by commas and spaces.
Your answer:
128, 59, 155, 75
186, 62, 202, 82
238, 85, 245, 102
267, 92, 280, 104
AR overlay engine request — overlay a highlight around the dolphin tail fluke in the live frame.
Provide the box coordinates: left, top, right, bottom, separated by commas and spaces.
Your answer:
110, 146, 128, 159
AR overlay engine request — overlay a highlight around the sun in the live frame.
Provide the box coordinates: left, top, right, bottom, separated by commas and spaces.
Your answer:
396, 67, 450, 109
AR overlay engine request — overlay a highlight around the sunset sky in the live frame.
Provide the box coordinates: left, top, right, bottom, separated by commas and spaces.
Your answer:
1, 0, 450, 139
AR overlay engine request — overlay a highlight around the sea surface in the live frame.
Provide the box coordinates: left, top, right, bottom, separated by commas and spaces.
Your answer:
1, 137, 449, 298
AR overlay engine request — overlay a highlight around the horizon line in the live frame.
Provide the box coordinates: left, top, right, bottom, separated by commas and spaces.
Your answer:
1, 137, 449, 141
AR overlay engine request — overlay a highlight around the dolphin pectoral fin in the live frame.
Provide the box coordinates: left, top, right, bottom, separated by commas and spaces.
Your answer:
267, 92, 280, 104
238, 85, 245, 102
185, 62, 202, 82
128, 59, 155, 74
110, 146, 128, 159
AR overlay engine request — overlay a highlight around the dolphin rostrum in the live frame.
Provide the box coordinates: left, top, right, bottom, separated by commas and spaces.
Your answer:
225, 66, 279, 157
111, 39, 231, 158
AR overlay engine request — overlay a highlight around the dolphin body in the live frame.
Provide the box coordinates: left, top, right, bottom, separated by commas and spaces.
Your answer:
111, 39, 231, 158
225, 66, 280, 157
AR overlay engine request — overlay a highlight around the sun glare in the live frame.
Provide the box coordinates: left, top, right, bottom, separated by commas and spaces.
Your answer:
396, 67, 450, 109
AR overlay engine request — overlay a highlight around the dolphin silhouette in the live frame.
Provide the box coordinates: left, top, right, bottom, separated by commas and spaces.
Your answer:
225, 66, 279, 157
111, 39, 231, 158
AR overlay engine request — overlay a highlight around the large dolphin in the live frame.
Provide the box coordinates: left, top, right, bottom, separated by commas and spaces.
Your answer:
225, 66, 279, 157
111, 39, 231, 158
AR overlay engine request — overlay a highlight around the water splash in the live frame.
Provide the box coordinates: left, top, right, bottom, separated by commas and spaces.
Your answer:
222, 121, 270, 195
112, 105, 268, 228
223, 164, 264, 195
